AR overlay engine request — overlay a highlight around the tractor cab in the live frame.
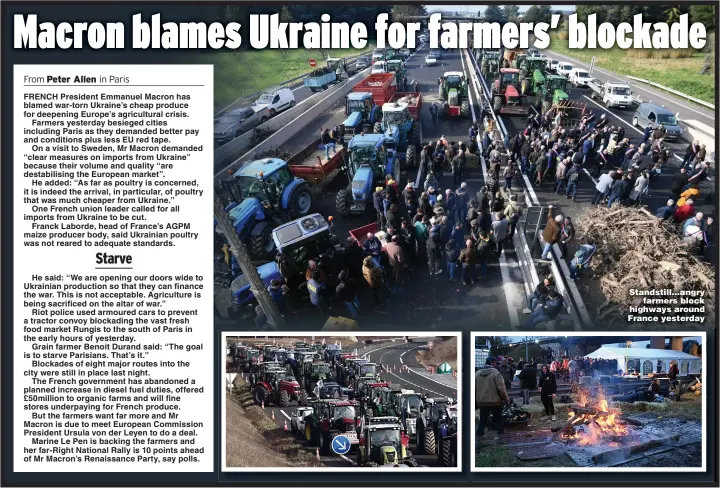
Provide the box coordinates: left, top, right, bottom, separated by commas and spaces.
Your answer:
342, 92, 380, 137
357, 423, 413, 467
439, 72, 470, 118
498, 69, 519, 90
271, 214, 343, 281
548, 75, 570, 105
385, 59, 407, 90
394, 390, 424, 438
310, 362, 333, 381
480, 50, 500, 76
245, 349, 260, 372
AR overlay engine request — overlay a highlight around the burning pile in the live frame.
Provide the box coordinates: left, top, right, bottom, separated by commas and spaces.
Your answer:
555, 398, 630, 446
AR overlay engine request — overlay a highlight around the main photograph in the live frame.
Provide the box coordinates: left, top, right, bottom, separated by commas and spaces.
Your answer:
222, 333, 461, 470
212, 4, 716, 331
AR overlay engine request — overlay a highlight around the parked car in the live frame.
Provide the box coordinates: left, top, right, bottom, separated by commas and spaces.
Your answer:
632, 103, 684, 140
214, 106, 268, 145
424, 52, 437, 66
568, 68, 593, 88
253, 87, 295, 117
290, 407, 315, 436
355, 56, 370, 70
556, 62, 574, 76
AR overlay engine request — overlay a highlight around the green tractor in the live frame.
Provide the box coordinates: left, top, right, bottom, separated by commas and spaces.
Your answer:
518, 56, 548, 95
357, 418, 418, 467
301, 361, 333, 394
438, 71, 471, 118
480, 50, 500, 78
385, 59, 407, 91
537, 74, 571, 114
416, 397, 455, 455
352, 362, 381, 392
358, 382, 392, 419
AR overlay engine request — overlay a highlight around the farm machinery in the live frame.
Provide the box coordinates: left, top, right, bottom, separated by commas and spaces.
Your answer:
252, 367, 308, 407
480, 50, 500, 77
304, 400, 361, 455
438, 72, 471, 118
218, 159, 313, 259
416, 397, 455, 455
341, 92, 381, 139
517, 56, 548, 95
537, 74, 571, 114
357, 417, 418, 467
490, 68, 529, 116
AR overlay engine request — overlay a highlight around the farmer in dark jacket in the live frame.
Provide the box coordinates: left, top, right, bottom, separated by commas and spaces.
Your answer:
518, 363, 537, 405
538, 364, 558, 420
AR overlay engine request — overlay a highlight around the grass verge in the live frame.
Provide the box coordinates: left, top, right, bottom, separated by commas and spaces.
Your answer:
415, 337, 458, 372
226, 377, 320, 468
205, 45, 375, 111
548, 36, 715, 104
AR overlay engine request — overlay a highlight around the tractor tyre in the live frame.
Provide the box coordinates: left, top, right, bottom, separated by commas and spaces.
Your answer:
298, 389, 309, 406
305, 424, 315, 444
300, 376, 306, 390
373, 122, 383, 134
288, 182, 313, 219
335, 189, 352, 217
493, 95, 503, 113
366, 407, 373, 420
319, 433, 331, 455
441, 437, 455, 467
249, 224, 275, 260
424, 429, 437, 455
279, 389, 290, 407
405, 145, 416, 170
521, 78, 530, 96
416, 421, 426, 454
253, 386, 267, 406
310, 382, 318, 396
460, 99, 471, 118
410, 122, 422, 147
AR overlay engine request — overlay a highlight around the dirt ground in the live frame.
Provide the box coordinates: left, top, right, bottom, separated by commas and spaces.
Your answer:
415, 337, 458, 372
225, 376, 320, 468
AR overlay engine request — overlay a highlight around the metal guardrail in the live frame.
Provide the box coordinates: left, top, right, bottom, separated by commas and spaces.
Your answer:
464, 48, 589, 330
213, 50, 374, 121
626, 75, 715, 110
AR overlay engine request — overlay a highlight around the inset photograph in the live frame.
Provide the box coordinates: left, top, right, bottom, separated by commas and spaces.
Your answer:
472, 333, 705, 470
223, 333, 461, 471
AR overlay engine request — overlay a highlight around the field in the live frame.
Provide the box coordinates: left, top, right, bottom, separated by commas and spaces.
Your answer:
548, 36, 715, 104
204, 45, 375, 111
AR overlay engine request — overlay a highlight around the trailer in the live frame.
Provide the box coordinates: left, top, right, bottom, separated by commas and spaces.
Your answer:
348, 222, 387, 252
353, 73, 397, 107
304, 71, 338, 92
387, 92, 423, 121
287, 138, 346, 184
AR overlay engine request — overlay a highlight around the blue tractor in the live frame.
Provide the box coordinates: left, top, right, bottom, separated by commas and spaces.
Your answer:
220, 158, 313, 259
375, 98, 422, 169
334, 133, 400, 217
341, 92, 381, 141
228, 261, 284, 313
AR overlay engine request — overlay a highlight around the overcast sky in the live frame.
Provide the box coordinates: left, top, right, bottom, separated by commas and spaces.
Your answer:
426, 5, 577, 14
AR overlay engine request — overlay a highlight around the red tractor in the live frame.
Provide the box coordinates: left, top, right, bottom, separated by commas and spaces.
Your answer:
253, 368, 309, 407
305, 399, 361, 455
490, 68, 529, 116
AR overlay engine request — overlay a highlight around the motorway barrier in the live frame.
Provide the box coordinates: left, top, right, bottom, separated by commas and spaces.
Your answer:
626, 76, 715, 110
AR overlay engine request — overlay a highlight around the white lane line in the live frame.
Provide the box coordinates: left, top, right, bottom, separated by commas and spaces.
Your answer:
546, 49, 714, 121
399, 356, 404, 364
583, 95, 643, 136
280, 409, 291, 420
366, 343, 451, 396
405, 367, 458, 391
338, 454, 356, 465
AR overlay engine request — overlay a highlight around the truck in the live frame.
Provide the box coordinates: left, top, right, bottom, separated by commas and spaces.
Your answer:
352, 73, 397, 107
589, 80, 636, 109
220, 159, 313, 259
286, 138, 346, 184
303, 69, 338, 92
341, 92, 381, 139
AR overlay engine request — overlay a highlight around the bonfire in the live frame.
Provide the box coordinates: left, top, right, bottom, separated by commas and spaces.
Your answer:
553, 392, 630, 446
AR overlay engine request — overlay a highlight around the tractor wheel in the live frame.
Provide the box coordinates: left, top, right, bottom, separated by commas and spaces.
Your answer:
253, 386, 267, 406
416, 421, 426, 454
310, 382, 318, 396
319, 433, 331, 455
493, 95, 503, 113
521, 78, 530, 95
279, 389, 290, 407
405, 145, 416, 170
291, 422, 297, 435
249, 224, 275, 260
441, 437, 455, 466
373, 122, 382, 134
460, 99, 471, 118
305, 424, 314, 444
366, 408, 373, 420
424, 429, 437, 455
335, 188, 351, 217
288, 182, 313, 219
410, 122, 422, 147
298, 389, 308, 406
300, 376, 306, 390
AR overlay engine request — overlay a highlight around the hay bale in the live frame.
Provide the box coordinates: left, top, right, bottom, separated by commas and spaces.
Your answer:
576, 206, 715, 326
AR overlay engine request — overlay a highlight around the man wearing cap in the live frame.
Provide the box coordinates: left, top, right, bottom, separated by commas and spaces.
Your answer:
476, 356, 509, 439
541, 205, 562, 260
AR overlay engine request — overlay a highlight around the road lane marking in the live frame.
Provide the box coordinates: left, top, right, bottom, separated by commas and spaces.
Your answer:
546, 50, 714, 121
280, 409, 291, 420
